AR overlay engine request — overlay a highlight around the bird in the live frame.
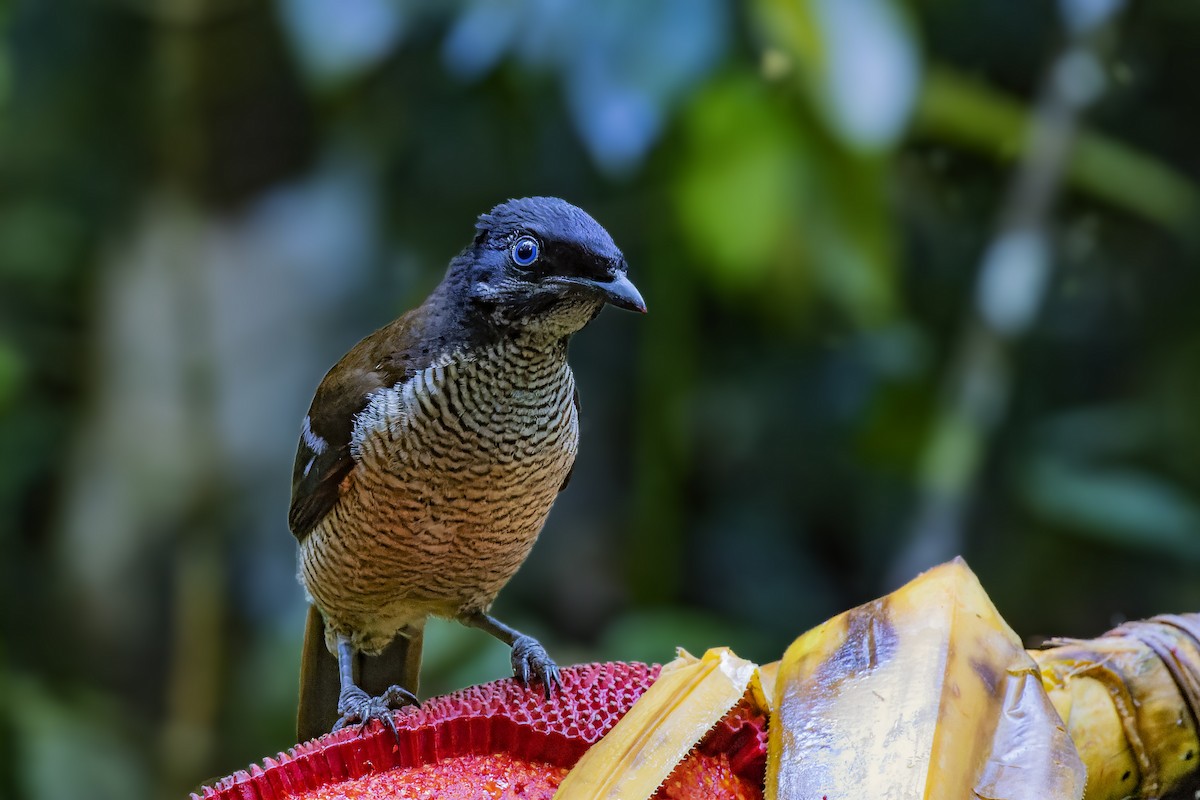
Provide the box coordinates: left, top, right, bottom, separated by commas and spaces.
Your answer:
290, 196, 645, 742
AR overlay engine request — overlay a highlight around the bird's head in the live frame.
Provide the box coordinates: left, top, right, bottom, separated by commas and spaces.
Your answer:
452, 197, 646, 336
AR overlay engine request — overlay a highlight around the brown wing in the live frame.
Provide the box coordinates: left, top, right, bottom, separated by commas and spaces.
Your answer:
288, 310, 431, 541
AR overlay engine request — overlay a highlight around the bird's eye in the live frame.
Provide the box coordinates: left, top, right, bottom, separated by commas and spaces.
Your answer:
511, 236, 540, 267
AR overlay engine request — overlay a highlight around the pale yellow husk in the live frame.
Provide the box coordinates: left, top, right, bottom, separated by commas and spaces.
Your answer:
553, 646, 759, 799
765, 557, 1085, 800
1031, 614, 1200, 800
554, 558, 1200, 799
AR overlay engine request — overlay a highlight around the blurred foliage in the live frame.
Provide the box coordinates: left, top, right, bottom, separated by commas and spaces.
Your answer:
2, 0, 1200, 797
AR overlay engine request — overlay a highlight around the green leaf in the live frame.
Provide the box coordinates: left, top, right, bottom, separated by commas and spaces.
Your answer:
1021, 458, 1200, 559
673, 74, 809, 294
672, 73, 898, 324
915, 65, 1200, 237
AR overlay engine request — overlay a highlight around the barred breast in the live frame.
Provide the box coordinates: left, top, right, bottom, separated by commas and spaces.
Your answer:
299, 336, 579, 655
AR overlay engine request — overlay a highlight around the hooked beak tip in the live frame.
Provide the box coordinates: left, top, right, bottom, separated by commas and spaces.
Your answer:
600, 273, 647, 314
550, 272, 646, 314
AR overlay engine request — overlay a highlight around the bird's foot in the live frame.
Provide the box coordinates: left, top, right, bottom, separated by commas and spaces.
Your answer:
511, 634, 562, 699
333, 684, 418, 739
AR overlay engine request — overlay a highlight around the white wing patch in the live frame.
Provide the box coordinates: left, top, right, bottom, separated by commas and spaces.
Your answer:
350, 362, 454, 460
351, 383, 406, 461
301, 415, 328, 455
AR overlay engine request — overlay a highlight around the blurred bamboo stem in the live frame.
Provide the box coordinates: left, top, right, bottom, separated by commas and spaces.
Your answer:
152, 11, 227, 789
890, 2, 1127, 586
154, 196, 227, 796
162, 534, 225, 790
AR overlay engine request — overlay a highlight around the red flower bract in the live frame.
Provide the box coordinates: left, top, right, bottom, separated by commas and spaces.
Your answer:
195, 661, 765, 800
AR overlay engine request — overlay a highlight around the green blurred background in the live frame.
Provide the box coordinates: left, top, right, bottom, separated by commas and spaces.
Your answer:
3, 0, 1200, 797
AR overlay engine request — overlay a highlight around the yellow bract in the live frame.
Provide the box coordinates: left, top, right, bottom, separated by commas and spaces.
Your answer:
766, 558, 1085, 800
553, 647, 758, 799
554, 558, 1200, 798
1032, 615, 1200, 800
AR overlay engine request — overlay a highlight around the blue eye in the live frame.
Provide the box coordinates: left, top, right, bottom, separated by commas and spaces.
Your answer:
511, 236, 540, 267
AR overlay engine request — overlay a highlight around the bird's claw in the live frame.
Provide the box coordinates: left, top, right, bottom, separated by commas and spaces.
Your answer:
511, 634, 562, 699
333, 684, 418, 739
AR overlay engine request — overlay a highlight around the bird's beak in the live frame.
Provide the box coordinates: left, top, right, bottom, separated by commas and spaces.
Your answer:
592, 273, 643, 314
549, 271, 647, 313
590, 272, 647, 314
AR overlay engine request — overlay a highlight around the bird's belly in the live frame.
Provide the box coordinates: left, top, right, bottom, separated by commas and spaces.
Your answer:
299, 360, 578, 650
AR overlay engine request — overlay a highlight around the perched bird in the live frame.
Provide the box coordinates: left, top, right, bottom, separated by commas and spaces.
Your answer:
290, 197, 645, 741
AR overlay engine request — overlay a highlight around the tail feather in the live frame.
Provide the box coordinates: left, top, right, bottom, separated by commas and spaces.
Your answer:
297, 606, 340, 742
296, 606, 423, 743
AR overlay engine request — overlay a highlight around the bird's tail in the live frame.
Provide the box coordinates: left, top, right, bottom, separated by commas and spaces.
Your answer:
296, 605, 423, 742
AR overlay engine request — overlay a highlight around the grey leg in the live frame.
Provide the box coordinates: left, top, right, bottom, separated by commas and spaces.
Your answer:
458, 612, 562, 698
332, 634, 418, 738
